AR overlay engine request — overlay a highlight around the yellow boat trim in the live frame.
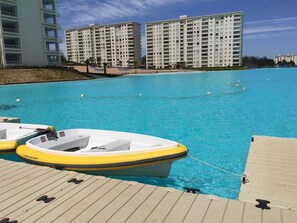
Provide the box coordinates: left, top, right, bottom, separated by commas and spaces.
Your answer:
17, 144, 188, 168
0, 140, 18, 152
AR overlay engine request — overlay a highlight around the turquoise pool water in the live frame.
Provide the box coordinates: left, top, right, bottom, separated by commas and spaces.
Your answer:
1, 68, 297, 199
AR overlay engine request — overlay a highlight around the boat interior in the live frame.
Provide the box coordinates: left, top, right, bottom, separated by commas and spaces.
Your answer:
0, 129, 7, 139
0, 127, 33, 140
33, 131, 132, 153
29, 130, 171, 153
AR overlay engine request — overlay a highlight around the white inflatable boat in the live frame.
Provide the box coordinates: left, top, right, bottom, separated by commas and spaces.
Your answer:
16, 129, 188, 177
0, 123, 54, 153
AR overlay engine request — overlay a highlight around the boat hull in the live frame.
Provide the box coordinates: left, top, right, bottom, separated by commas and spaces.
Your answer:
17, 144, 187, 177
81, 162, 172, 178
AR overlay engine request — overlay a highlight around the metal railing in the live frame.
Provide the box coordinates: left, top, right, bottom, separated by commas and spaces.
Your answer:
1, 10, 17, 17
4, 44, 20, 48
2, 27, 18, 33
6, 60, 22, 65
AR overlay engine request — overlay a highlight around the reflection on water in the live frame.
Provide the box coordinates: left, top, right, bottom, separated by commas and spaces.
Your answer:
0, 104, 17, 110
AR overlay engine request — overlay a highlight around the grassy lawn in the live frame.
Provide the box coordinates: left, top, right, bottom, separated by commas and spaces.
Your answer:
0, 68, 93, 85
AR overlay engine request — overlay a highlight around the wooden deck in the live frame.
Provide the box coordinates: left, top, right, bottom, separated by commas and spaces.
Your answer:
239, 136, 297, 211
0, 157, 297, 222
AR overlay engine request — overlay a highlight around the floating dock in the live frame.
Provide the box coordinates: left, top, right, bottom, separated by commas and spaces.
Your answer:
1, 135, 297, 222
0, 117, 20, 123
240, 135, 297, 212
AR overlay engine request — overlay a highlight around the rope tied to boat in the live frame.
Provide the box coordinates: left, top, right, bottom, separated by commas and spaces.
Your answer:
188, 155, 247, 183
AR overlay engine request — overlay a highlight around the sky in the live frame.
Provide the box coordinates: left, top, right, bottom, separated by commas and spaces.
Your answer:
57, 0, 297, 59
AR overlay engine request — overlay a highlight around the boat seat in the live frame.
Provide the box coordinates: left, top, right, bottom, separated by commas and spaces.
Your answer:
38, 135, 90, 151
0, 129, 7, 139
90, 139, 131, 152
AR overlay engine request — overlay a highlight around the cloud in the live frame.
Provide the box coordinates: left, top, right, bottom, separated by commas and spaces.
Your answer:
244, 26, 297, 34
245, 17, 297, 25
244, 17, 297, 40
58, 0, 188, 28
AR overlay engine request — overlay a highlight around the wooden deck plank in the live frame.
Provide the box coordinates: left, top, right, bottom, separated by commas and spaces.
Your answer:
107, 184, 157, 223
0, 165, 42, 189
144, 189, 183, 223
0, 167, 55, 194
88, 182, 144, 223
19, 174, 95, 223
70, 180, 129, 223
183, 194, 211, 223
0, 170, 69, 212
240, 136, 297, 210
163, 192, 196, 223
0, 171, 80, 219
0, 168, 58, 200
241, 202, 261, 223
239, 193, 297, 211
0, 160, 17, 171
125, 187, 168, 223
44, 177, 110, 223
282, 209, 297, 223
201, 197, 228, 223
222, 199, 245, 223
262, 207, 282, 223
0, 162, 26, 178
52, 178, 118, 223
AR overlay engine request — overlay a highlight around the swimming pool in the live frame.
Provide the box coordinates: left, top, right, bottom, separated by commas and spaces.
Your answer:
1, 68, 297, 199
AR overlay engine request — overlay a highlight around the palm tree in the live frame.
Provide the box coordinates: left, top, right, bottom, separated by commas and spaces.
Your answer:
85, 59, 90, 73
97, 57, 101, 67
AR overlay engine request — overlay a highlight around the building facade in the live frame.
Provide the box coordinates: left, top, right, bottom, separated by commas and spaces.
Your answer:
146, 12, 243, 69
65, 22, 141, 68
0, 0, 61, 67
274, 55, 297, 65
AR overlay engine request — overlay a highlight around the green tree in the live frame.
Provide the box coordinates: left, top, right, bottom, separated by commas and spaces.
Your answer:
288, 60, 296, 67
60, 55, 67, 64
242, 56, 275, 67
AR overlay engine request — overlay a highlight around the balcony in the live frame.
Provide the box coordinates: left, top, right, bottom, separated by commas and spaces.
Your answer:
2, 20, 19, 33
4, 37, 20, 49
43, 0, 56, 12
5, 53, 22, 65
43, 13, 57, 26
46, 41, 59, 53
1, 4, 17, 18
47, 55, 60, 66
45, 27, 58, 39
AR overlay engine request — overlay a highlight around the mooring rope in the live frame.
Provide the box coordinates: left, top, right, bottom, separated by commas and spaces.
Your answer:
188, 155, 243, 178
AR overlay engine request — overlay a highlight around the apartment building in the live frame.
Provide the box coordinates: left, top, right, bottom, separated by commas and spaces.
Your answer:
274, 55, 297, 65
65, 22, 141, 68
146, 12, 243, 69
0, 0, 61, 67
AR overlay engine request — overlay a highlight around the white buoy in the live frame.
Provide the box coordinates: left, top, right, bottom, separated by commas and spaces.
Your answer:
237, 80, 240, 83
207, 91, 211, 95
235, 84, 239, 87
267, 79, 270, 81
139, 93, 142, 96
227, 82, 231, 85
80, 94, 85, 97
16, 98, 21, 102
242, 87, 246, 90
